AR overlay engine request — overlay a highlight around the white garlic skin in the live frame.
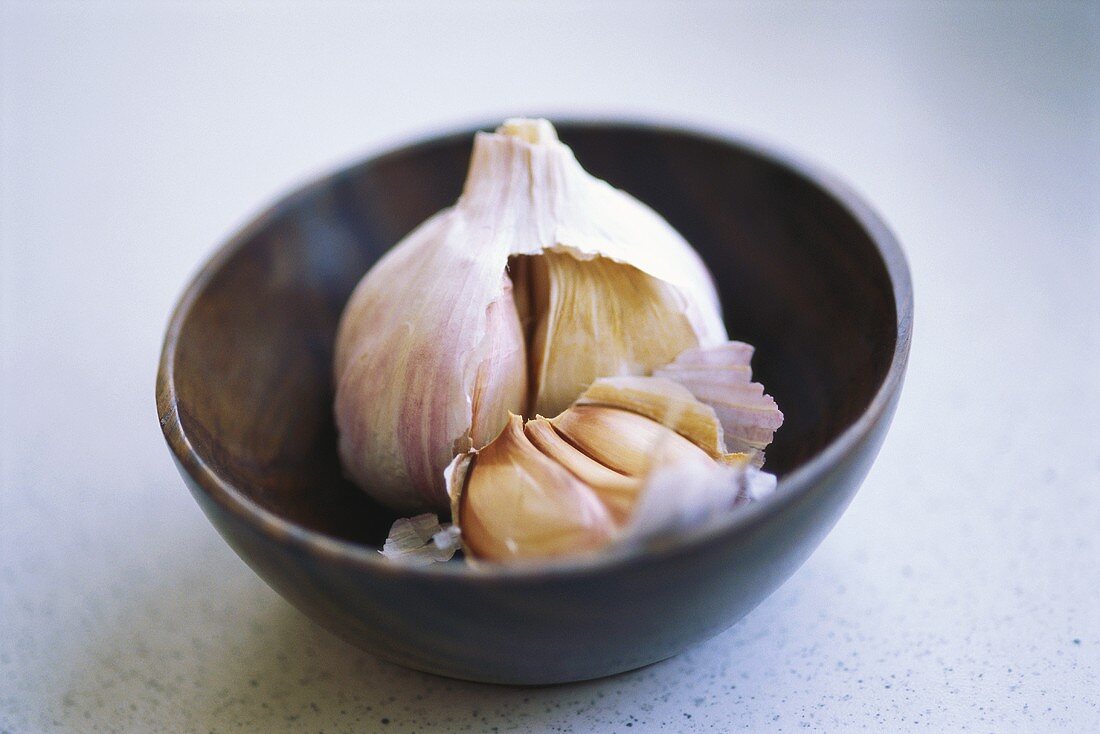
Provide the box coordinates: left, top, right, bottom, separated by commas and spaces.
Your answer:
334, 120, 727, 513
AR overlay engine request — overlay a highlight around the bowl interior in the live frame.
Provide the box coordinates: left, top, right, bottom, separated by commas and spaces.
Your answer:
167, 123, 898, 549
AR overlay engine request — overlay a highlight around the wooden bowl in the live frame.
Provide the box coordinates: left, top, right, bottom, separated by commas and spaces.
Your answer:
157, 121, 912, 684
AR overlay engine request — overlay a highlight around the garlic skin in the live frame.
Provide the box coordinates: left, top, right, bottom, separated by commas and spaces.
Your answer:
625, 461, 777, 547
335, 119, 727, 512
379, 514, 461, 566
654, 342, 784, 457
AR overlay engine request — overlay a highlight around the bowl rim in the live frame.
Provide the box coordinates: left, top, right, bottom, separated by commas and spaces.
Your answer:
156, 117, 913, 580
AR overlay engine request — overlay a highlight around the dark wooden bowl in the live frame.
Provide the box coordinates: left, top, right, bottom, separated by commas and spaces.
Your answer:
157, 121, 912, 684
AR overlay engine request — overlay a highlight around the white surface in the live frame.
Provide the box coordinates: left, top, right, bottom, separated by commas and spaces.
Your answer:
2, 1, 1098, 731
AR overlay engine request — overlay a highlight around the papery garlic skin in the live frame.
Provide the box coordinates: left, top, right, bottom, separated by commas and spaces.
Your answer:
335, 119, 727, 512
379, 514, 461, 566
654, 342, 784, 457
468, 276, 528, 449
624, 462, 776, 548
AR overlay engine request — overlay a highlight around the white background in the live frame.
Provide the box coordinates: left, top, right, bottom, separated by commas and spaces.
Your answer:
2, 1, 1098, 731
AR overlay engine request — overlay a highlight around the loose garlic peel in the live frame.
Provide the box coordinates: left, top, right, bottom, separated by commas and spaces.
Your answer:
335, 119, 727, 512
447, 376, 759, 562
653, 342, 784, 456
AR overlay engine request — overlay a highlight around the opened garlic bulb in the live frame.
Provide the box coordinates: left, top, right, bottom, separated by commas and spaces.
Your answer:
335, 119, 728, 512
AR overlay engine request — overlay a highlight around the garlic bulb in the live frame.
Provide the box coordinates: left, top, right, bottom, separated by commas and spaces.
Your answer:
447, 376, 763, 562
335, 119, 727, 512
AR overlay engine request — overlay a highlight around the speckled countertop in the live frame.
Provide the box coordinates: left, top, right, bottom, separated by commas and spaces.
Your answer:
2, 2, 1098, 732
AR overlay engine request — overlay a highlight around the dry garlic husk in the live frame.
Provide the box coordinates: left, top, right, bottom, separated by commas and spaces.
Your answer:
379, 514, 461, 566
335, 119, 727, 512
447, 375, 767, 562
654, 342, 784, 456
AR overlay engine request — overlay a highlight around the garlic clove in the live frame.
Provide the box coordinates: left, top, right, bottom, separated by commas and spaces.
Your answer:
454, 414, 616, 561
549, 404, 715, 477
523, 417, 642, 524
467, 274, 528, 450
523, 252, 700, 419
447, 375, 778, 563
333, 211, 522, 512
573, 375, 734, 462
